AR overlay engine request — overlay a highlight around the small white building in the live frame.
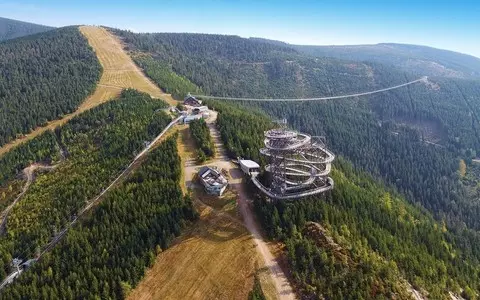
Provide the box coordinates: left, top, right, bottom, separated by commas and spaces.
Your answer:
198, 166, 228, 196
239, 160, 260, 176
193, 106, 209, 114
183, 114, 203, 124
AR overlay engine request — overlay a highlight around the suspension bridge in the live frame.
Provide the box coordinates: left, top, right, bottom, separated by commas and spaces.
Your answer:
192, 76, 427, 102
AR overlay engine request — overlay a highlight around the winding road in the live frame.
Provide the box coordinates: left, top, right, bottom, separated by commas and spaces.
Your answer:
193, 76, 427, 102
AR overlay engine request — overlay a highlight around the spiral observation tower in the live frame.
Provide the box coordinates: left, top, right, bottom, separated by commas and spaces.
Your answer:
251, 128, 335, 200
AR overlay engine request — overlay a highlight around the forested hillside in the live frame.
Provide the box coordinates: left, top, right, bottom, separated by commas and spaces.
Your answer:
111, 28, 401, 99
113, 29, 480, 232
0, 17, 53, 41
0, 90, 171, 281
260, 40, 480, 79
133, 54, 202, 99
209, 102, 480, 299
0, 26, 101, 147
2, 135, 196, 299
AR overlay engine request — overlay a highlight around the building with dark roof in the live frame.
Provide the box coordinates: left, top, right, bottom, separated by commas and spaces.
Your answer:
184, 94, 202, 107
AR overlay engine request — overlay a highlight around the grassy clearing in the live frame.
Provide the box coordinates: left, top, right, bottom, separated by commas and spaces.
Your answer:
127, 204, 259, 300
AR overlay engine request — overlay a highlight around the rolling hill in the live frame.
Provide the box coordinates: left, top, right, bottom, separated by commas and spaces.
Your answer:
110, 28, 480, 297
111, 28, 480, 225
0, 17, 53, 41
204, 100, 480, 298
1, 18, 480, 298
252, 37, 480, 79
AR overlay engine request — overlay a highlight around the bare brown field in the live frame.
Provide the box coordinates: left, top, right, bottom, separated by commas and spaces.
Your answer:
128, 128, 278, 300
0, 26, 176, 157
127, 203, 259, 300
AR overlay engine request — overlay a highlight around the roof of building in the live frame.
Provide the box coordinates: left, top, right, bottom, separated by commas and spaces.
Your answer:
198, 166, 211, 176
184, 114, 203, 121
184, 93, 195, 100
193, 106, 208, 111
198, 166, 228, 187
184, 95, 202, 105
239, 159, 260, 169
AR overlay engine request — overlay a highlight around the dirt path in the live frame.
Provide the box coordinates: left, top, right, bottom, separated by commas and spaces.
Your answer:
156, 112, 295, 299
206, 111, 296, 299
129, 114, 284, 299
128, 125, 269, 300
0, 26, 176, 157
0, 163, 58, 233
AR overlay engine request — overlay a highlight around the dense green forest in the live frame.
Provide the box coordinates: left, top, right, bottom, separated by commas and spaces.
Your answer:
111, 28, 396, 99
113, 29, 480, 232
188, 119, 215, 162
2, 135, 196, 299
0, 26, 101, 147
0, 17, 53, 41
211, 102, 480, 299
207, 101, 272, 165
0, 90, 170, 281
289, 42, 480, 79
245, 83, 480, 231
0, 131, 61, 186
133, 54, 202, 99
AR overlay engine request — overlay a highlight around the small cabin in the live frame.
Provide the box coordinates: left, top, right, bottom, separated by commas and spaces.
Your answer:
184, 95, 202, 107
239, 160, 260, 176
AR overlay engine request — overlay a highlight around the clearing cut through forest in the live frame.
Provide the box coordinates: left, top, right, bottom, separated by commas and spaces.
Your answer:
129, 111, 295, 300
0, 25, 176, 157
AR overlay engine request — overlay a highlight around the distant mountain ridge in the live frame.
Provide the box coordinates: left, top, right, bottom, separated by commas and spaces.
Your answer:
0, 17, 53, 41
251, 37, 480, 79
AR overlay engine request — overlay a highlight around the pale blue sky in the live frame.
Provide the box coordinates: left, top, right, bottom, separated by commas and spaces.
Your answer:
1, 0, 479, 58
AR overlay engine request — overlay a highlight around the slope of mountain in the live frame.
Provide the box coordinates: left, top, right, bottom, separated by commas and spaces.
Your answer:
113, 29, 435, 102
206, 101, 480, 299
0, 17, 53, 41
250, 37, 480, 79
0, 89, 189, 287
293, 42, 480, 79
111, 28, 480, 222
1, 134, 195, 299
111, 28, 480, 296
0, 26, 101, 147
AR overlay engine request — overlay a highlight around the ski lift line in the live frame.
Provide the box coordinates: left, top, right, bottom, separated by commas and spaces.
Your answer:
0, 116, 184, 290
3, 150, 135, 265
38, 115, 184, 257
1, 140, 141, 271
192, 76, 427, 102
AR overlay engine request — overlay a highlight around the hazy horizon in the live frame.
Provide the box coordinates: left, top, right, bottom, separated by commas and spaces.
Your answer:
1, 0, 479, 58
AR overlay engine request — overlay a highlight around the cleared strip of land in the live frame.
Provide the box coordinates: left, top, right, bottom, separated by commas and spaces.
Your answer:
0, 26, 176, 157
128, 119, 282, 300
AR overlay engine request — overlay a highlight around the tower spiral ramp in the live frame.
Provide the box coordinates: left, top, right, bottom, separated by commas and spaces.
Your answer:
252, 128, 334, 200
